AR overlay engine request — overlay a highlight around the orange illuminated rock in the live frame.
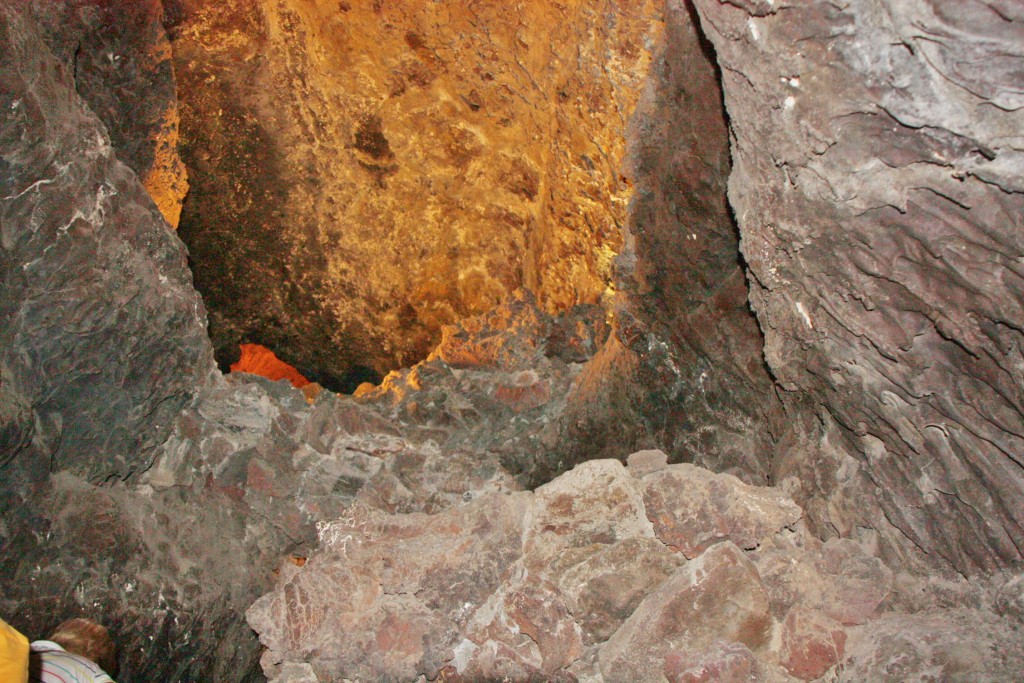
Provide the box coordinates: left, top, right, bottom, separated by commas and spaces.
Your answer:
230, 343, 310, 388
170, 0, 660, 386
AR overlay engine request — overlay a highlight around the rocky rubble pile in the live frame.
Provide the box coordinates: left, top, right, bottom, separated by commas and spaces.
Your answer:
8, 286, 1019, 682
246, 452, 1024, 682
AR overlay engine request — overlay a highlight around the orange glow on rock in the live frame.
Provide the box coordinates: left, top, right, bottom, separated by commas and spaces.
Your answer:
230, 343, 311, 388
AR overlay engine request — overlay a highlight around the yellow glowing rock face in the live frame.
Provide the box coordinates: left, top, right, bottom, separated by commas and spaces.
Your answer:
172, 0, 661, 380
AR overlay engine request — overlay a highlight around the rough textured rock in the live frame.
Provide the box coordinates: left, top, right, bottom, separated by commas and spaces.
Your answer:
248, 493, 531, 683
663, 641, 762, 683
557, 0, 779, 480
779, 608, 846, 681
23, 0, 188, 227
0, 471, 284, 682
840, 610, 1024, 682
0, 2, 212, 485
599, 542, 772, 683
5, 1, 1024, 682
640, 462, 802, 558
690, 0, 1024, 575
248, 456, 815, 682
358, 290, 609, 487
166, 0, 660, 388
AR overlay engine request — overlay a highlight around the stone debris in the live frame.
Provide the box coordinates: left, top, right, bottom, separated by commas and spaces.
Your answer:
243, 450, 1023, 683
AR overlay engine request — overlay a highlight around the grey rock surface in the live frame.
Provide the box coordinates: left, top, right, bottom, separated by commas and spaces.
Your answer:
0, 2, 212, 485
691, 0, 1024, 575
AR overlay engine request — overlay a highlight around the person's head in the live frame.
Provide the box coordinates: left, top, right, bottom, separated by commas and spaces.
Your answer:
48, 618, 117, 677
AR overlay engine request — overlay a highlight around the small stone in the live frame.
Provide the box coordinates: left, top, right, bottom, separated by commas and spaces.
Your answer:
627, 449, 668, 476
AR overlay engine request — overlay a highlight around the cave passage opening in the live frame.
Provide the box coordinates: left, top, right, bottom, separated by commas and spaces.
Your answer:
168, 0, 665, 394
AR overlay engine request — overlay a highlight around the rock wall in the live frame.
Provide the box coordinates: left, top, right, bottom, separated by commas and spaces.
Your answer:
0, 1, 212, 486
24, 0, 189, 228
557, 0, 778, 480
690, 0, 1024, 575
167, 0, 661, 389
3, 0, 1024, 679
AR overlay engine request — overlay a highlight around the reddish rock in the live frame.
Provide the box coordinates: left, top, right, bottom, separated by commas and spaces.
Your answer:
494, 375, 552, 413
664, 641, 760, 683
246, 458, 280, 498
840, 610, 1024, 682
780, 608, 847, 681
558, 536, 684, 644
504, 581, 583, 672
431, 290, 553, 371
642, 463, 802, 558
246, 493, 530, 681
527, 459, 652, 573
599, 542, 772, 682
750, 533, 825, 619
816, 539, 892, 625
231, 343, 312, 388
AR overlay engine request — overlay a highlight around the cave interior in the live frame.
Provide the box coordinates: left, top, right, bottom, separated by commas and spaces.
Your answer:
1, 0, 1023, 681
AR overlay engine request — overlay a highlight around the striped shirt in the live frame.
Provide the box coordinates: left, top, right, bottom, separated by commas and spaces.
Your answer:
29, 641, 114, 683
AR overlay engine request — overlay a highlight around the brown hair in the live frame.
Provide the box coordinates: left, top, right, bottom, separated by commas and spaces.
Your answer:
49, 618, 117, 677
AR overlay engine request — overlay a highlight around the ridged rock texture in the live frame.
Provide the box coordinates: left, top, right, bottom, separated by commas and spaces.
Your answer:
23, 0, 189, 228
690, 0, 1024, 576
0, 0, 211, 486
167, 0, 660, 390
1, 0, 1023, 681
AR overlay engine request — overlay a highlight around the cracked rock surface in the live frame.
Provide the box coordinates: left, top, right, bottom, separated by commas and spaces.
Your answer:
0, 1, 211, 486
691, 0, 1024, 576
3, 0, 1024, 680
168, 0, 661, 389
247, 454, 1024, 682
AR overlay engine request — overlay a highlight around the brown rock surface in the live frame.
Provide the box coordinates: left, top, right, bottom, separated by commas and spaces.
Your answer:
557, 536, 684, 644
642, 461, 803, 558
596, 0, 780, 477
598, 542, 772, 683
21, 0, 189, 228
4, 0, 1024, 681
168, 0, 660, 389
245, 456, 816, 682
840, 610, 1024, 682
246, 493, 533, 682
690, 0, 1024, 575
0, 1, 212, 485
779, 608, 847, 681
664, 641, 761, 683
